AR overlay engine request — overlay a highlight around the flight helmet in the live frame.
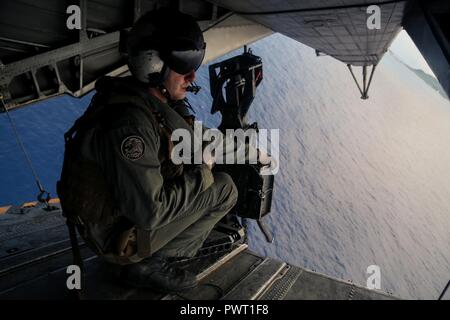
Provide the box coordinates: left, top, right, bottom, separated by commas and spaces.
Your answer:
126, 7, 206, 86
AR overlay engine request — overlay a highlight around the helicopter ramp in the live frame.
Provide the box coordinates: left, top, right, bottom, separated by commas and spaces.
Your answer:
0, 202, 396, 300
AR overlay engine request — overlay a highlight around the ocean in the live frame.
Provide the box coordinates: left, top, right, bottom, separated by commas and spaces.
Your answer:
1, 33, 449, 299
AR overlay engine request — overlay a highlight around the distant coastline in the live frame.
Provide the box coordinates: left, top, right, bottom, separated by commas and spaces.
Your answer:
388, 50, 449, 100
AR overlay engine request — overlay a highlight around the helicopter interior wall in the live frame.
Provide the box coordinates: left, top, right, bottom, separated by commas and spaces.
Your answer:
0, 0, 270, 111
403, 0, 450, 98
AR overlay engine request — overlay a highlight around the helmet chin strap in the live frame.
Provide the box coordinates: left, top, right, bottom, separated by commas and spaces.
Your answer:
151, 66, 200, 105
157, 84, 176, 105
150, 64, 174, 103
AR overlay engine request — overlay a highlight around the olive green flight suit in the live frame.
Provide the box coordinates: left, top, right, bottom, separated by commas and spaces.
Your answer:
81, 77, 238, 259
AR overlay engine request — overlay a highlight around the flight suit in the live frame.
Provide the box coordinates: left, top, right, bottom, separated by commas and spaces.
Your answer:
79, 76, 238, 259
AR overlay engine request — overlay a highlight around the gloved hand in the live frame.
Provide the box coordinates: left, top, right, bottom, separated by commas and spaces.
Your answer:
258, 149, 278, 175
203, 149, 216, 170
258, 149, 273, 166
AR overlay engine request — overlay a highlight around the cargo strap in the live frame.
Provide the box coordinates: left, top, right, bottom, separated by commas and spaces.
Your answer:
1, 95, 52, 209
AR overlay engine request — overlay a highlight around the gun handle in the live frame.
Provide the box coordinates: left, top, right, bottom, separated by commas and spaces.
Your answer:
257, 219, 274, 243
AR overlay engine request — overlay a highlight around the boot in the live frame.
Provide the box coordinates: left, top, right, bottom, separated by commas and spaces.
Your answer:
120, 255, 198, 292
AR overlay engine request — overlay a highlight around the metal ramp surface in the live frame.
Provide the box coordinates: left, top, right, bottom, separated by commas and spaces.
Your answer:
0, 204, 396, 300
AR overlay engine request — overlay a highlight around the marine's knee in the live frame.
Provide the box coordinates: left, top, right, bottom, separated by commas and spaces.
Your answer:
212, 172, 238, 209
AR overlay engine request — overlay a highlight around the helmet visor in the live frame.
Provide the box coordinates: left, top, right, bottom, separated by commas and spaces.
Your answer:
167, 44, 206, 75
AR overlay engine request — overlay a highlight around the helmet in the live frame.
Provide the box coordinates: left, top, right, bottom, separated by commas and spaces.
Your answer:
126, 8, 206, 86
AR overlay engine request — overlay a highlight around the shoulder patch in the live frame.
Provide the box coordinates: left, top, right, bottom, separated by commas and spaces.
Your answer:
121, 136, 145, 161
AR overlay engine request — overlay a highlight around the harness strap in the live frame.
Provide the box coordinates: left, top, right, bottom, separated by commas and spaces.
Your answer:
66, 220, 83, 299
106, 95, 175, 160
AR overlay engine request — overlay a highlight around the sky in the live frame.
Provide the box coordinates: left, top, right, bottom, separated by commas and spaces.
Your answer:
389, 29, 435, 77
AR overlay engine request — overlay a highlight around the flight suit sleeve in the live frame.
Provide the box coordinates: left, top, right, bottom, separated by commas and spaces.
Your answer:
101, 121, 214, 231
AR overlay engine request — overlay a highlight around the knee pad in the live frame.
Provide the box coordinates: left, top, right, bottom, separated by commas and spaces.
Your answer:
213, 172, 238, 208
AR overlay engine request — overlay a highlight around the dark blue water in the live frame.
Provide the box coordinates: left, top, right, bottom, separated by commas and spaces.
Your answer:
1, 33, 449, 299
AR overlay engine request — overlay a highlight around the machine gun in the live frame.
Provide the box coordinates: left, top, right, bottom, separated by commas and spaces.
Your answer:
209, 47, 274, 243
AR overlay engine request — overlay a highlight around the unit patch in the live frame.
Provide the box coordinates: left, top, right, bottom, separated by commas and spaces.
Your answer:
121, 136, 145, 161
